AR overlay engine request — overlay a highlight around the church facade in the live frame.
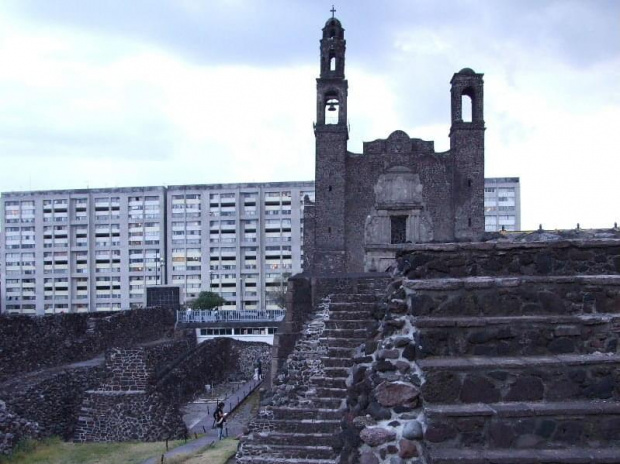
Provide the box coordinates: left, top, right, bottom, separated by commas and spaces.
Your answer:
304, 16, 486, 274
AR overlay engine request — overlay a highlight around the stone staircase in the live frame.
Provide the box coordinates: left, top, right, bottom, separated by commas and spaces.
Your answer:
236, 277, 389, 464
411, 273, 620, 462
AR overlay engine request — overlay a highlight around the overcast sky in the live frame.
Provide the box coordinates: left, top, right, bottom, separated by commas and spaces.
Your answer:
0, 0, 618, 230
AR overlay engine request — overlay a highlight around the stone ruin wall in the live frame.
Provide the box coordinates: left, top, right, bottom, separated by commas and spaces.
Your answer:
0, 307, 176, 383
0, 306, 271, 451
338, 238, 620, 463
74, 337, 272, 442
0, 307, 176, 455
397, 238, 620, 280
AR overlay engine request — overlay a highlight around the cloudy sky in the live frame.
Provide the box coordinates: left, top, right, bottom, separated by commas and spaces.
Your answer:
0, 0, 618, 230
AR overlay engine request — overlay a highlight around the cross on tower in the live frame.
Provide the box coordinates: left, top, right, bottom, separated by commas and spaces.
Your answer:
330, 5, 336, 18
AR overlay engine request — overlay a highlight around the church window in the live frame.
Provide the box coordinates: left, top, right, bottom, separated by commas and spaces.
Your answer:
390, 216, 407, 244
330, 57, 336, 71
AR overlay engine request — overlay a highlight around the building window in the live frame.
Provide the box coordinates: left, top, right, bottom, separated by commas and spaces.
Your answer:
390, 216, 407, 244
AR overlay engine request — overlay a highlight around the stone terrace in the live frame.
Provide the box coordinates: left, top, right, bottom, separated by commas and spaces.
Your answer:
340, 238, 620, 463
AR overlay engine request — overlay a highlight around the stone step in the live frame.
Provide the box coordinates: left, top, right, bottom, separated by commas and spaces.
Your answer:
314, 397, 342, 409
316, 387, 347, 399
425, 400, 620, 448
329, 293, 379, 303
327, 302, 377, 312
322, 357, 355, 368
321, 337, 366, 348
416, 314, 620, 358
239, 443, 335, 460
244, 431, 336, 447
324, 367, 350, 378
328, 311, 373, 321
312, 376, 347, 389
324, 319, 372, 330
406, 275, 620, 318
322, 328, 369, 339
327, 346, 356, 356
269, 407, 341, 421
248, 419, 340, 435
429, 447, 620, 463
420, 353, 620, 404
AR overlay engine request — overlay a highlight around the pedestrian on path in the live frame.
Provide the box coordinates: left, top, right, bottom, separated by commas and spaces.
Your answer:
214, 402, 227, 440
254, 358, 262, 380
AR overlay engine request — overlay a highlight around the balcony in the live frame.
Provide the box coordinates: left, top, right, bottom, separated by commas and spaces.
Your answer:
177, 309, 285, 324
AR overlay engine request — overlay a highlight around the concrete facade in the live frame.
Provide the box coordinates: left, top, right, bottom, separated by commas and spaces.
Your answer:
1, 182, 313, 314
484, 177, 521, 232
307, 17, 486, 274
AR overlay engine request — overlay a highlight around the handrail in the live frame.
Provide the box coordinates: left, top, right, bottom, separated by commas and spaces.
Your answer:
176, 309, 285, 324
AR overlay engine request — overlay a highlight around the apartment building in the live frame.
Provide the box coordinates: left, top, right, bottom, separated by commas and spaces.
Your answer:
1, 182, 314, 315
1, 187, 166, 315
484, 177, 521, 232
165, 182, 313, 311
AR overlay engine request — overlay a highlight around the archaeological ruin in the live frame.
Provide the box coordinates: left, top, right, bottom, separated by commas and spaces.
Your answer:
0, 307, 270, 455
236, 14, 620, 464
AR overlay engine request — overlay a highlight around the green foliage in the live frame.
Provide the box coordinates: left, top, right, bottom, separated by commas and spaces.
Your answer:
188, 291, 226, 310
266, 272, 291, 309
0, 436, 183, 464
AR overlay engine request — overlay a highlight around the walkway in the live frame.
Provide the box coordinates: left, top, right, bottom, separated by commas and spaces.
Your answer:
142, 377, 262, 464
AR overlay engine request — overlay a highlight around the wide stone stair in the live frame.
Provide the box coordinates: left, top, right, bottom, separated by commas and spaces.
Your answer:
411, 272, 620, 462
236, 277, 388, 464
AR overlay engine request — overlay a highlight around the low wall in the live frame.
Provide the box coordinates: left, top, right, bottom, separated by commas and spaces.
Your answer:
397, 240, 620, 279
0, 307, 176, 382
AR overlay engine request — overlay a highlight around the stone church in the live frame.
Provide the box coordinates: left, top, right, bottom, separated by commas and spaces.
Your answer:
303, 15, 486, 274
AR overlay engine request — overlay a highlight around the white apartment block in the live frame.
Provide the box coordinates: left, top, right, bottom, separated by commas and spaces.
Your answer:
1, 187, 166, 315
1, 182, 314, 315
165, 182, 314, 311
484, 177, 521, 232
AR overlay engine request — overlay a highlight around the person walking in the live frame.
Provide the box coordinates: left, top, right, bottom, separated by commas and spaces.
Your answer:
213, 402, 227, 440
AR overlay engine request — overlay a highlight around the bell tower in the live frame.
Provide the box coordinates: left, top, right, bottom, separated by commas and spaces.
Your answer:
450, 68, 485, 240
313, 10, 349, 273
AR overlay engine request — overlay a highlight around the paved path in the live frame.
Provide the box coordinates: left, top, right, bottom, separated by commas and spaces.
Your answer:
142, 378, 262, 464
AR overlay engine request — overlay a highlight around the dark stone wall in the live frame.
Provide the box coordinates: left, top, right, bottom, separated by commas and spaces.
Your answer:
0, 307, 175, 383
0, 401, 40, 456
271, 275, 312, 385
397, 240, 620, 279
0, 365, 105, 441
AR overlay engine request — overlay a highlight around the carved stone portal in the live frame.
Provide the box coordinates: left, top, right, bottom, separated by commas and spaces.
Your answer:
364, 167, 433, 271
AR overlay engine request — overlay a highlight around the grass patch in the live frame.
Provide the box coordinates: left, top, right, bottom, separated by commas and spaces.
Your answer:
167, 438, 239, 464
0, 436, 184, 464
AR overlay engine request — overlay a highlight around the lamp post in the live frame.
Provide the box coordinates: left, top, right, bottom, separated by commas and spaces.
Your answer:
154, 251, 163, 285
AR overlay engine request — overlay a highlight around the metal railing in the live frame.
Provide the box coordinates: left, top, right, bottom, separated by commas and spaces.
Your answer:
177, 309, 285, 324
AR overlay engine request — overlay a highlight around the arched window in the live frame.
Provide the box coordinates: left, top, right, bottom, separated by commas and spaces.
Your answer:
330, 57, 336, 71
461, 87, 475, 122
324, 91, 340, 124
461, 94, 472, 122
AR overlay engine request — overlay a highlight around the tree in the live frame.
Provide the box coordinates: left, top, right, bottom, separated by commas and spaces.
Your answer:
266, 272, 291, 310
188, 291, 226, 310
